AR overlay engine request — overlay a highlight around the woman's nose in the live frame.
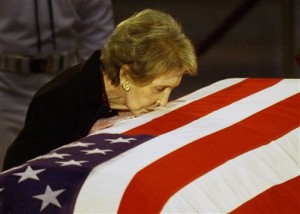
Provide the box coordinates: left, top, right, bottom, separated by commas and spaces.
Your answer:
158, 91, 171, 107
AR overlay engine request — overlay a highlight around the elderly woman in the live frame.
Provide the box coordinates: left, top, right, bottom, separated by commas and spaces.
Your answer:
3, 9, 197, 170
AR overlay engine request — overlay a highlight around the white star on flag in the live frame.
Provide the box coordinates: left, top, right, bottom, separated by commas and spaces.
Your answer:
81, 148, 113, 155
33, 185, 65, 211
105, 137, 136, 144
42, 152, 71, 159
13, 166, 45, 183
63, 142, 95, 148
56, 160, 88, 166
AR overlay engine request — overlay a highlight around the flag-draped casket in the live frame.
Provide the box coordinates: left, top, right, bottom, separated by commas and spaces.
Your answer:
0, 78, 299, 213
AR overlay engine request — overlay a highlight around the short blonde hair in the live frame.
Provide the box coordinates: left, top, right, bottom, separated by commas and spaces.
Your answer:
101, 9, 197, 86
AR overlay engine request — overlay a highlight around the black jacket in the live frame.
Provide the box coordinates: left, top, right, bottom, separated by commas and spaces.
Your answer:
3, 50, 116, 170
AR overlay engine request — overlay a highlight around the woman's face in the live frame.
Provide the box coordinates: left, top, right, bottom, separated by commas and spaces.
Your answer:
124, 71, 183, 116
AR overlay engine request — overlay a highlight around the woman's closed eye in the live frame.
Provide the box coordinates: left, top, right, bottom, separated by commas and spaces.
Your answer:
155, 86, 166, 92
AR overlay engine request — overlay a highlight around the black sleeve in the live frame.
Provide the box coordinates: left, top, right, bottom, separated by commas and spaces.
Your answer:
3, 51, 105, 170
3, 66, 82, 170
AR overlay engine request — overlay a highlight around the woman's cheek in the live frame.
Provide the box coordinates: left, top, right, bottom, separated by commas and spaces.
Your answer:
126, 91, 157, 114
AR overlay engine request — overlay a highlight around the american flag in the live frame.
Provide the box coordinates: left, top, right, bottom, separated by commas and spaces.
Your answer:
0, 78, 299, 213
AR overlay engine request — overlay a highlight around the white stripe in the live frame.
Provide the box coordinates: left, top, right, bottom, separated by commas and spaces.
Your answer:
74, 79, 299, 213
161, 128, 300, 213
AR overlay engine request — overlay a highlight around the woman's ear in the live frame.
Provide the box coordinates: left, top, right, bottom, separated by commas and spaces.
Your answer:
120, 64, 131, 82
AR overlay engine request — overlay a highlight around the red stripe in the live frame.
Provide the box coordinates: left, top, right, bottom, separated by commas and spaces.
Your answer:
125, 78, 281, 136
118, 93, 300, 214
231, 176, 300, 214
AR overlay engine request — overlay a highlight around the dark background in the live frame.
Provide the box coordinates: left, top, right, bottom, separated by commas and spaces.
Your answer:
111, 0, 300, 99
